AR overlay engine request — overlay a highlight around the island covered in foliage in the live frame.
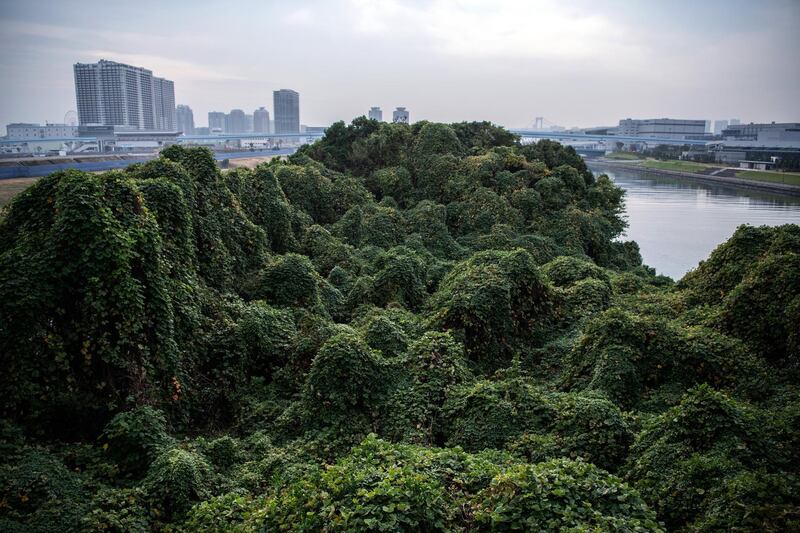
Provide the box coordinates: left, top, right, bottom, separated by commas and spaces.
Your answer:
1, 119, 798, 531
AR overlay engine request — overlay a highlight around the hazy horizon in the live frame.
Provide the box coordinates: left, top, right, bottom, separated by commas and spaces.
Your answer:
1, 0, 799, 131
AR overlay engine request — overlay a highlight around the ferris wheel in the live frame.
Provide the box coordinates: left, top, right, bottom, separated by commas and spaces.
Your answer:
64, 110, 78, 126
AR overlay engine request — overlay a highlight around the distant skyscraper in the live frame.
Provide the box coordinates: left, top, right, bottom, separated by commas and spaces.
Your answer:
253, 107, 270, 133
176, 104, 195, 135
713, 119, 729, 135
152, 77, 176, 130
368, 107, 383, 121
225, 109, 247, 134
392, 107, 409, 124
730, 119, 741, 126
246, 113, 254, 133
273, 89, 300, 134
208, 111, 226, 133
73, 59, 176, 131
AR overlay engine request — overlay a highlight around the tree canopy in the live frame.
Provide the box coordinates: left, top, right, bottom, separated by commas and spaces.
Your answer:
1, 120, 798, 531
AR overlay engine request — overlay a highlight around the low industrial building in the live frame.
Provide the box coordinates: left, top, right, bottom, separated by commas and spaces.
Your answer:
616, 118, 709, 140
6, 123, 78, 139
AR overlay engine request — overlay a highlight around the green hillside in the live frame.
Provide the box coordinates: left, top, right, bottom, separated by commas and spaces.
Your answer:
1, 119, 798, 532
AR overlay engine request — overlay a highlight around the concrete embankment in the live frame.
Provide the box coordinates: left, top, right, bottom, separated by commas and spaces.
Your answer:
590, 160, 800, 197
0, 148, 296, 179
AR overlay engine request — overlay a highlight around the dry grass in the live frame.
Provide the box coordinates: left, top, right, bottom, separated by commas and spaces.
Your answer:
0, 177, 39, 209
226, 155, 281, 169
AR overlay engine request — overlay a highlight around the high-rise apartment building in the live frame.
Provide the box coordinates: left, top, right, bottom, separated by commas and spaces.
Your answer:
208, 112, 226, 133
73, 59, 176, 131
368, 107, 383, 121
254, 107, 270, 133
392, 107, 409, 124
176, 104, 195, 135
225, 109, 247, 134
152, 77, 176, 130
273, 89, 300, 134
714, 119, 729, 135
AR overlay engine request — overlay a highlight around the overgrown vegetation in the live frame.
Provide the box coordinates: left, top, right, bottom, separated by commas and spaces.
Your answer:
1, 118, 798, 531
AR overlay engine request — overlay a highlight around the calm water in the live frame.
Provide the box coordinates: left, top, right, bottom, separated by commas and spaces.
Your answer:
589, 164, 800, 280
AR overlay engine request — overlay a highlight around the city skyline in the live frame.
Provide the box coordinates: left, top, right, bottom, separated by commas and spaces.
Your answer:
1, 0, 798, 132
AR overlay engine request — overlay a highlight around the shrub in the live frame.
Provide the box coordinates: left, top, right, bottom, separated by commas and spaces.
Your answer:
303, 332, 387, 418
471, 459, 663, 531
144, 447, 212, 519
0, 448, 87, 532
624, 385, 777, 530
82, 487, 151, 532
442, 378, 554, 451
541, 255, 610, 288
251, 254, 321, 307
362, 314, 410, 358
256, 436, 458, 532
547, 393, 632, 471
181, 491, 259, 533
101, 406, 172, 476
429, 248, 555, 362
366, 166, 413, 205
204, 435, 240, 469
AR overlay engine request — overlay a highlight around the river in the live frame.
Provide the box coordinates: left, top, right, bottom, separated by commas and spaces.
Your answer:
589, 164, 800, 280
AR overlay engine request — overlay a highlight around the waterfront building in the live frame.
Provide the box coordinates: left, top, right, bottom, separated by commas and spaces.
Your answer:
368, 107, 383, 121
274, 89, 300, 134
73, 59, 176, 131
6, 123, 78, 139
254, 107, 270, 133
720, 122, 800, 143
208, 112, 226, 133
176, 105, 195, 135
616, 118, 707, 139
392, 107, 409, 124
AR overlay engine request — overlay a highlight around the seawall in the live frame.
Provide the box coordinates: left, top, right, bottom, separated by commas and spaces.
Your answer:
590, 160, 800, 197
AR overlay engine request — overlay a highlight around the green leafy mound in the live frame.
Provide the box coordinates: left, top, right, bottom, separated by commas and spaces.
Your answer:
144, 447, 212, 519
302, 332, 388, 419
564, 307, 769, 409
430, 248, 555, 363
1, 120, 797, 530
680, 224, 800, 363
472, 459, 662, 531
0, 449, 87, 532
442, 377, 631, 470
623, 384, 792, 530
101, 406, 173, 476
249, 436, 659, 532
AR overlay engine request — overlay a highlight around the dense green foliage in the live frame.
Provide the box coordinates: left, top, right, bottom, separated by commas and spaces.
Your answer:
1, 119, 798, 531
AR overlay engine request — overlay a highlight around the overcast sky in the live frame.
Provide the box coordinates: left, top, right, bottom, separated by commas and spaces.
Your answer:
1, 0, 798, 131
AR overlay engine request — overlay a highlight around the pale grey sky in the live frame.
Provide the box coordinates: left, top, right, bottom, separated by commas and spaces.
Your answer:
1, 0, 798, 131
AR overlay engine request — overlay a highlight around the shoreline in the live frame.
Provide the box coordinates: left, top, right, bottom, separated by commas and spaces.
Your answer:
589, 159, 800, 197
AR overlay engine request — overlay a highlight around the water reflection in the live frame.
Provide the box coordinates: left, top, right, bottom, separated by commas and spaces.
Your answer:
589, 164, 800, 280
